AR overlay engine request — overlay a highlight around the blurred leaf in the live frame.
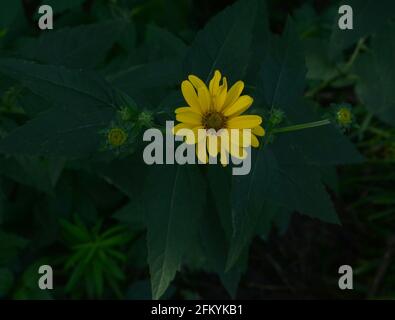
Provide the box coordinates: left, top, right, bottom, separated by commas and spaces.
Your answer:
355, 23, 395, 126
0, 230, 28, 265
329, 0, 395, 58
144, 165, 206, 300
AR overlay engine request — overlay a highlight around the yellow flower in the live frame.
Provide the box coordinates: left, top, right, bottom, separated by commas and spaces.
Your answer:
173, 70, 265, 165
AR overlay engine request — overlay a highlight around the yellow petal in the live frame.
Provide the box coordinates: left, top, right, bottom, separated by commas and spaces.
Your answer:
197, 86, 211, 113
251, 134, 259, 148
185, 126, 204, 145
215, 77, 228, 111
176, 112, 202, 126
219, 147, 229, 166
181, 80, 202, 113
209, 70, 221, 96
207, 134, 219, 157
196, 139, 208, 164
188, 75, 206, 89
223, 95, 253, 117
175, 106, 195, 114
227, 115, 262, 129
223, 81, 244, 109
252, 125, 265, 136
228, 145, 247, 159
228, 129, 252, 147
173, 123, 193, 135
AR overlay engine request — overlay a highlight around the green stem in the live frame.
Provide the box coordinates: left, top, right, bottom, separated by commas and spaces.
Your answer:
305, 37, 366, 98
272, 119, 331, 134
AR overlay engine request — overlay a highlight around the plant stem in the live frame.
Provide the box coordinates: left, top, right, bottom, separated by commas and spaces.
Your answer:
272, 119, 331, 134
305, 37, 366, 98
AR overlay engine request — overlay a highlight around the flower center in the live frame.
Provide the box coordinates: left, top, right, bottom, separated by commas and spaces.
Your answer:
108, 128, 128, 147
203, 112, 226, 130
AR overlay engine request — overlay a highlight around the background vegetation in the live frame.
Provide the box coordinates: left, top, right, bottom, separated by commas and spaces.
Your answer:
0, 0, 394, 299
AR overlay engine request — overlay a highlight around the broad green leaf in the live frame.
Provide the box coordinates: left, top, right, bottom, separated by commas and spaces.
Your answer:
144, 165, 206, 300
329, 0, 395, 58
268, 152, 339, 225
246, 0, 270, 84
304, 38, 339, 82
183, 0, 258, 83
94, 157, 148, 198
0, 156, 64, 193
0, 59, 117, 111
110, 59, 183, 95
273, 101, 364, 165
16, 89, 53, 116
0, 107, 113, 157
227, 148, 278, 269
200, 203, 247, 298
18, 21, 126, 69
145, 25, 187, 60
355, 23, 395, 126
255, 19, 306, 113
227, 19, 344, 268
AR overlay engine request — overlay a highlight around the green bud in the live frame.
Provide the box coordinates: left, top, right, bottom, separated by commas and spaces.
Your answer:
138, 111, 154, 128
269, 109, 285, 126
118, 106, 134, 122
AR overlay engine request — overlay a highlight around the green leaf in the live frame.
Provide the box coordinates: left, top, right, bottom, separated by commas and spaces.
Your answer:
144, 165, 206, 300
110, 59, 183, 95
200, 205, 247, 298
255, 18, 306, 113
274, 101, 364, 165
145, 25, 187, 60
355, 23, 395, 126
183, 0, 259, 83
18, 21, 126, 69
246, 0, 270, 84
0, 107, 113, 157
227, 19, 345, 268
268, 149, 339, 225
0, 59, 117, 111
227, 148, 278, 269
0, 156, 64, 193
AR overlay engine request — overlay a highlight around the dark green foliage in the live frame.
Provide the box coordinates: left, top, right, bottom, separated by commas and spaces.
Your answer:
0, 0, 394, 300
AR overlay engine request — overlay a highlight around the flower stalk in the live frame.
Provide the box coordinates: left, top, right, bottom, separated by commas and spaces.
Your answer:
272, 119, 331, 134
